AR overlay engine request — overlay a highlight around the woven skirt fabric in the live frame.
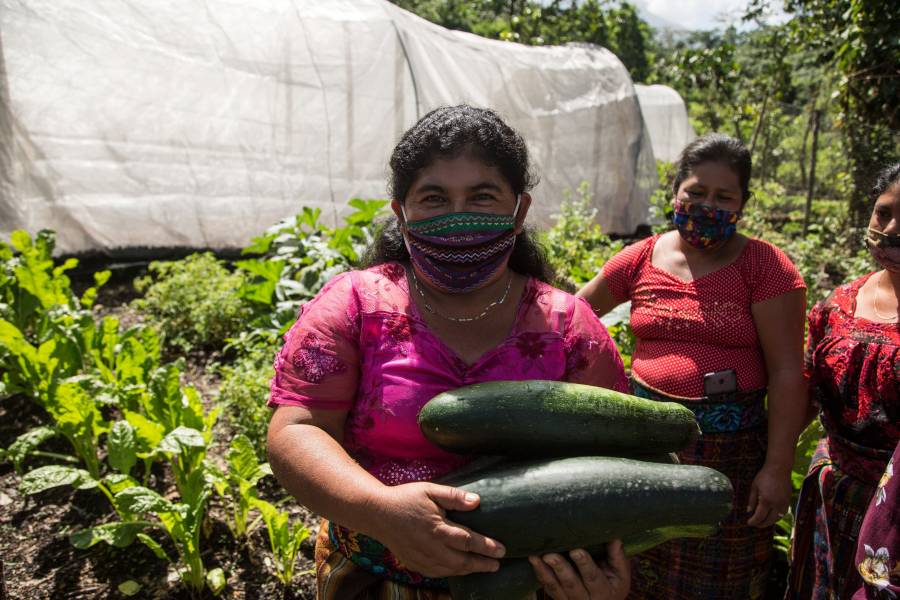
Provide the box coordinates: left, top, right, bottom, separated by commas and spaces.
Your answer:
784, 436, 891, 600
315, 520, 554, 599
627, 380, 774, 599
315, 520, 452, 600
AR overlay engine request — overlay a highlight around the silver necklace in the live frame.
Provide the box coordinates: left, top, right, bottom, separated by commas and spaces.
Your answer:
410, 269, 513, 323
873, 271, 899, 321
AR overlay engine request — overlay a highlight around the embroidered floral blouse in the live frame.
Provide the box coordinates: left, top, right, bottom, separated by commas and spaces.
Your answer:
806, 273, 900, 453
268, 262, 628, 486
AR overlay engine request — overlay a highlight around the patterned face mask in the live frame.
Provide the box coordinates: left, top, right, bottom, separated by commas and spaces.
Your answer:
402, 196, 519, 293
672, 198, 740, 249
865, 228, 900, 273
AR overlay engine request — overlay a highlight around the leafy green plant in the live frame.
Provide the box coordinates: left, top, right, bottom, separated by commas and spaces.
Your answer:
132, 364, 219, 501
253, 497, 310, 587
237, 199, 386, 330
112, 479, 214, 595
44, 381, 108, 479
542, 182, 623, 290
211, 434, 272, 539
216, 331, 277, 458
133, 253, 250, 354
0, 230, 109, 338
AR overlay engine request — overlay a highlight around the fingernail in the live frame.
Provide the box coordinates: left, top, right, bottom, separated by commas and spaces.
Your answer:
465, 493, 478, 502
571, 549, 585, 560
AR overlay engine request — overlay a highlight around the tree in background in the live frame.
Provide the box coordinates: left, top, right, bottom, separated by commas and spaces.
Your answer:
388, 0, 651, 82
781, 0, 900, 225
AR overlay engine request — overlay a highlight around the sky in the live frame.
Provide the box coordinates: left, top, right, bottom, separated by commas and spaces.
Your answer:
632, 0, 789, 31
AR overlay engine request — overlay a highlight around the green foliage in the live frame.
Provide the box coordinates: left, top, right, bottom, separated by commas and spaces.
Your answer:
44, 381, 108, 479
216, 331, 277, 458
0, 230, 109, 338
19, 464, 99, 495
542, 182, 623, 290
1, 426, 58, 474
211, 434, 272, 539
253, 498, 311, 587
237, 199, 386, 331
390, 0, 652, 81
133, 253, 250, 354
740, 182, 873, 303
115, 481, 214, 594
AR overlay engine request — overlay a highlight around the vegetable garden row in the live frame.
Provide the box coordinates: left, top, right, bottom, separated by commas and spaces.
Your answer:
0, 179, 871, 598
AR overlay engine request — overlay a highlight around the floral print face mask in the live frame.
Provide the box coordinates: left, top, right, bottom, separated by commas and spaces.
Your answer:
672, 198, 741, 249
865, 228, 900, 273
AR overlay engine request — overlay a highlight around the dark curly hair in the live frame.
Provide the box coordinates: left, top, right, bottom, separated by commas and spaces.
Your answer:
870, 161, 900, 204
672, 133, 753, 204
363, 105, 555, 284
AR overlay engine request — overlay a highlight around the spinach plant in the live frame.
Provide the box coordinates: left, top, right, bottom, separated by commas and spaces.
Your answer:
253, 498, 311, 587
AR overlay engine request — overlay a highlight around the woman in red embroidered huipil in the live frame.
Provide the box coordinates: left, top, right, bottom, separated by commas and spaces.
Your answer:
579, 134, 809, 600
786, 162, 900, 600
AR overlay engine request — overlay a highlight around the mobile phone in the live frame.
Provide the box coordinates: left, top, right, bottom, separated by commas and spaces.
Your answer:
703, 369, 737, 396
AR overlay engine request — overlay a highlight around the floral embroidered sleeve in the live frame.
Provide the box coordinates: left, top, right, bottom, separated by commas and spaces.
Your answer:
853, 441, 900, 599
268, 272, 361, 410
563, 297, 629, 393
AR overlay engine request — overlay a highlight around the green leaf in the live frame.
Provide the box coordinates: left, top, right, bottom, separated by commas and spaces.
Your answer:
115, 486, 177, 514
20, 465, 96, 495
206, 567, 227, 596
227, 434, 265, 483
157, 426, 206, 455
137, 532, 170, 561
123, 410, 166, 449
70, 521, 149, 549
117, 580, 142, 597
107, 420, 137, 474
103, 473, 140, 495
4, 426, 56, 473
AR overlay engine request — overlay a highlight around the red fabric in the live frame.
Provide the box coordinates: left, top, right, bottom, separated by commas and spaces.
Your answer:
602, 235, 805, 397
805, 273, 900, 452
786, 273, 900, 600
852, 442, 900, 599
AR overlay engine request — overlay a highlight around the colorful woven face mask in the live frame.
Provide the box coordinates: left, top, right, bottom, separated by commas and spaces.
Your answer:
672, 198, 740, 249
402, 197, 519, 293
865, 228, 900, 273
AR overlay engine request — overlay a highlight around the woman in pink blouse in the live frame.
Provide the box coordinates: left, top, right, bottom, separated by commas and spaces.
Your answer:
266, 105, 630, 600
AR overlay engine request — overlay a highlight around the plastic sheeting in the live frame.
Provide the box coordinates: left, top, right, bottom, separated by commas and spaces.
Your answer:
635, 84, 695, 163
0, 0, 656, 255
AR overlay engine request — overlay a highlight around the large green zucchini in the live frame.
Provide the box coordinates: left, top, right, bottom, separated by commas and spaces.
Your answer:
445, 456, 732, 557
418, 380, 699, 456
448, 524, 717, 600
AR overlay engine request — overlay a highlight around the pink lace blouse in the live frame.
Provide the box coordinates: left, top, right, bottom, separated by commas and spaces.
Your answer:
268, 262, 628, 485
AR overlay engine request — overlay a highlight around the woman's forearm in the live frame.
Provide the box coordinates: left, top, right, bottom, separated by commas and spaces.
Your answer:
267, 422, 389, 539
763, 371, 810, 471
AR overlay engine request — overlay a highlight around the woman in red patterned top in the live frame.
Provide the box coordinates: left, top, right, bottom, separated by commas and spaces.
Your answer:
578, 134, 810, 599
786, 162, 900, 599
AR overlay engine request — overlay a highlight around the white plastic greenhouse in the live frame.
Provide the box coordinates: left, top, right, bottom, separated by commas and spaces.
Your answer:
635, 84, 696, 163
0, 0, 662, 255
